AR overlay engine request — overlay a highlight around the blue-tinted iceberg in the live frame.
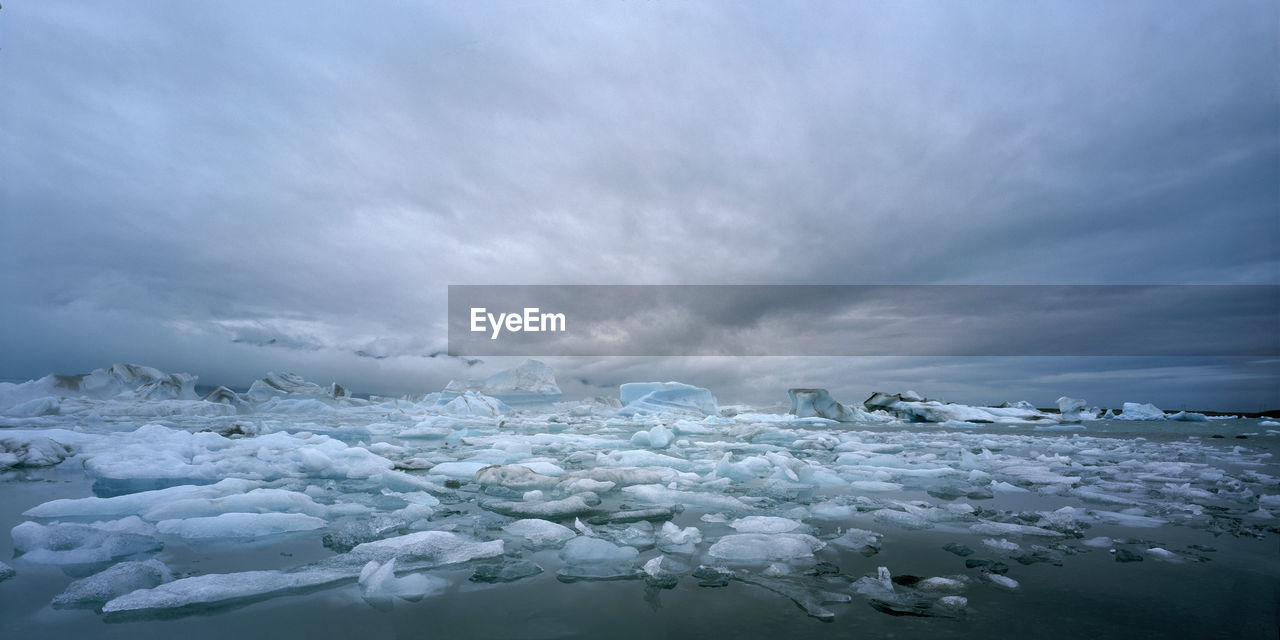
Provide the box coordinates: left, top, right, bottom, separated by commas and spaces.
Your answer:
618, 382, 717, 417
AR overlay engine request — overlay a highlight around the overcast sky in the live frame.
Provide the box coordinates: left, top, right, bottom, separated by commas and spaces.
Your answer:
1, 1, 1277, 410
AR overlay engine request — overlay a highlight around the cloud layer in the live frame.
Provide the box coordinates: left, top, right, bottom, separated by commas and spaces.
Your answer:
2, 2, 1276, 409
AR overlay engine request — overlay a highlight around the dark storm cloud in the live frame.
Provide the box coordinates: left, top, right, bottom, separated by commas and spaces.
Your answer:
0, 1, 1276, 406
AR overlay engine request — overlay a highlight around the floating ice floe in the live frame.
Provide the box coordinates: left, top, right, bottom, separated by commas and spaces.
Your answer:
706, 533, 825, 564
53, 559, 173, 608
11, 518, 162, 565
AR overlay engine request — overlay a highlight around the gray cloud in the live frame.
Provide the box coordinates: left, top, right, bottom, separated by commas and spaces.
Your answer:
1, 1, 1276, 409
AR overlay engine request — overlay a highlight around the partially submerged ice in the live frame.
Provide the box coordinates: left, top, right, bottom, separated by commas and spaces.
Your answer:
1, 360, 1275, 624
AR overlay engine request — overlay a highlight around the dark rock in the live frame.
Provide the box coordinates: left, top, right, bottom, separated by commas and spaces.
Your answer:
806, 562, 841, 576
1114, 549, 1144, 563
944, 543, 975, 557
692, 566, 731, 588
469, 560, 543, 583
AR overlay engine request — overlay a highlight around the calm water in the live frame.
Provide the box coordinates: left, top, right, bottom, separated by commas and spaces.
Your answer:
2, 419, 1277, 640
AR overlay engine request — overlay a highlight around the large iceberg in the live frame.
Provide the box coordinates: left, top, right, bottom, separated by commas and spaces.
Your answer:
442, 359, 562, 405
0, 363, 200, 410
617, 382, 718, 417
1113, 402, 1167, 421
789, 388, 889, 423
864, 392, 1056, 424
245, 372, 349, 402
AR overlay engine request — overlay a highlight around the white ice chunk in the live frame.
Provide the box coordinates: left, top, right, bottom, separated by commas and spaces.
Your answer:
53, 559, 173, 608
728, 516, 805, 533
502, 519, 576, 548
155, 513, 327, 540
558, 536, 639, 566
982, 538, 1022, 553
24, 479, 261, 519
656, 522, 702, 554
103, 532, 500, 614
475, 464, 560, 490
11, 520, 161, 565
621, 484, 752, 511
970, 522, 1065, 538
706, 533, 825, 564
1114, 402, 1167, 421
429, 461, 492, 480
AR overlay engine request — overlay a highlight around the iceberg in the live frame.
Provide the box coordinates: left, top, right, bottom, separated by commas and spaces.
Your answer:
441, 360, 562, 405
245, 372, 348, 402
789, 388, 888, 423
0, 364, 205, 416
434, 391, 511, 417
1057, 397, 1088, 423
864, 392, 1057, 424
1114, 402, 1167, 421
618, 382, 718, 417
478, 359, 562, 404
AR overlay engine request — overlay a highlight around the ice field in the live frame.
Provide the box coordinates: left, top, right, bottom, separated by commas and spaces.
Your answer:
1, 362, 1277, 638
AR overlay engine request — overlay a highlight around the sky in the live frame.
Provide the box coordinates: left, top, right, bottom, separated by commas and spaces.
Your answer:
1, 1, 1277, 411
